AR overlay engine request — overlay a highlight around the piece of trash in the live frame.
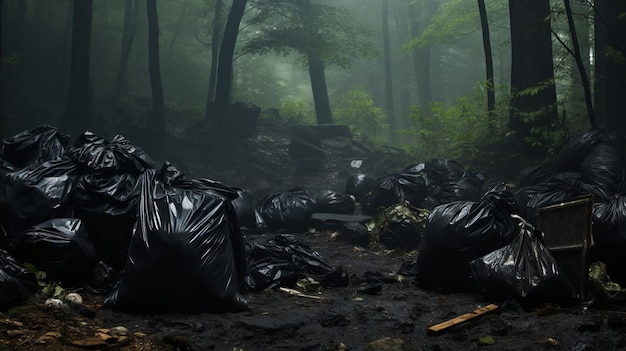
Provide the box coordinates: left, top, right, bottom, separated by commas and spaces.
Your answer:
278, 287, 324, 300
478, 335, 495, 345
350, 160, 363, 168
588, 261, 626, 301
427, 304, 499, 335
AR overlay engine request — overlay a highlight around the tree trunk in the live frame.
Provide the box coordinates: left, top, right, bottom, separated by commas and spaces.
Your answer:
408, 1, 432, 111
307, 52, 333, 125
146, 0, 165, 136
204, 0, 224, 121
113, 0, 139, 105
60, 0, 93, 137
211, 0, 247, 133
563, 0, 596, 128
508, 0, 558, 163
594, 0, 626, 134
382, 0, 396, 143
477, 0, 495, 115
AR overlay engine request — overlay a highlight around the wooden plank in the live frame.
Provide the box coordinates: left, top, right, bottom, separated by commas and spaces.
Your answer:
427, 304, 499, 335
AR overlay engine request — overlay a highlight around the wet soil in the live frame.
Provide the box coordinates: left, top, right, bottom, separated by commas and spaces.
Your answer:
1, 114, 626, 351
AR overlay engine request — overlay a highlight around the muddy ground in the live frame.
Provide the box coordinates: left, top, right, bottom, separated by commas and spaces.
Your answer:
1, 114, 626, 351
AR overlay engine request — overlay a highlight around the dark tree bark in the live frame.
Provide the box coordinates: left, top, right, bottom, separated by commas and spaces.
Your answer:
594, 0, 626, 134
113, 0, 139, 105
477, 0, 495, 114
408, 1, 432, 110
146, 0, 165, 136
508, 0, 558, 162
209, 0, 247, 135
204, 0, 224, 121
563, 0, 596, 128
382, 0, 396, 142
60, 0, 93, 137
307, 52, 333, 125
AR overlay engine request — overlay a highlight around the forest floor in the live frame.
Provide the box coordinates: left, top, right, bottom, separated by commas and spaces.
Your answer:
1, 102, 626, 351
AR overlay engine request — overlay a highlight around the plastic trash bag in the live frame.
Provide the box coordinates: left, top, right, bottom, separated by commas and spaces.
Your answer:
369, 203, 429, 250
361, 172, 427, 216
74, 172, 142, 270
257, 187, 317, 232
67, 132, 156, 175
0, 125, 70, 169
245, 234, 348, 292
103, 167, 248, 313
231, 187, 262, 233
592, 194, 626, 245
315, 189, 356, 214
415, 183, 522, 291
0, 249, 38, 311
470, 215, 575, 308
11, 218, 98, 285
0, 158, 79, 248
345, 173, 377, 203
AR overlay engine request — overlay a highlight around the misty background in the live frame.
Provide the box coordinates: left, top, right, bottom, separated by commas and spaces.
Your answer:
1, 0, 625, 180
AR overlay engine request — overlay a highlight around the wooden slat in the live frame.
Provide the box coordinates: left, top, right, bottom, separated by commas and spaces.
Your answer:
427, 304, 499, 335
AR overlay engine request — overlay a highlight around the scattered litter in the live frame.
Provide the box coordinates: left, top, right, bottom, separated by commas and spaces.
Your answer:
427, 304, 499, 335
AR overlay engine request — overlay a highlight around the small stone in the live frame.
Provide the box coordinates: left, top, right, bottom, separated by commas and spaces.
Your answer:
44, 298, 64, 309
65, 293, 83, 305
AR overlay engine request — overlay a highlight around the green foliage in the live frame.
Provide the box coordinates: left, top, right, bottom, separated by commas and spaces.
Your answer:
333, 87, 387, 148
402, 0, 508, 51
405, 83, 509, 168
260, 98, 316, 125
244, 0, 377, 69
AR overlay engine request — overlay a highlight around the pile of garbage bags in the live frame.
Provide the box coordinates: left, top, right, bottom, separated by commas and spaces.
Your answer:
1, 125, 625, 313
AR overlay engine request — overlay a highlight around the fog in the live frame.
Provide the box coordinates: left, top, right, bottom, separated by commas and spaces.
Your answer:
1, 0, 622, 176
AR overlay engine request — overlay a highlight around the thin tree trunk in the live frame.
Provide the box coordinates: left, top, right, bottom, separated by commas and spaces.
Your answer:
594, 0, 626, 134
204, 0, 224, 121
307, 52, 333, 124
563, 0, 596, 128
477, 0, 495, 114
146, 0, 164, 135
382, 0, 396, 142
60, 0, 93, 137
407, 1, 432, 111
212, 0, 247, 132
114, 0, 139, 105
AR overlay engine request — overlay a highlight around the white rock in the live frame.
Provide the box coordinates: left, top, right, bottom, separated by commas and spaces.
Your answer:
64, 293, 83, 305
44, 298, 64, 309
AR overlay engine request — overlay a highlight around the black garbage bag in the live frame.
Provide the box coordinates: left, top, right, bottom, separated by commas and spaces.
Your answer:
361, 172, 427, 216
257, 187, 317, 232
0, 249, 38, 311
245, 234, 348, 292
516, 177, 609, 225
415, 183, 522, 291
315, 189, 356, 214
87, 261, 119, 295
370, 203, 429, 250
516, 162, 557, 189
436, 171, 485, 205
581, 142, 626, 195
0, 157, 79, 249
232, 188, 261, 233
67, 132, 156, 175
556, 129, 626, 173
74, 172, 142, 270
103, 168, 248, 313
11, 218, 98, 285
470, 215, 575, 308
592, 195, 626, 246
345, 173, 377, 203
0, 125, 70, 169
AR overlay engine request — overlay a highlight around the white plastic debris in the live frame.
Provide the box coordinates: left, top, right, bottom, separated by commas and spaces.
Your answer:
350, 160, 363, 168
